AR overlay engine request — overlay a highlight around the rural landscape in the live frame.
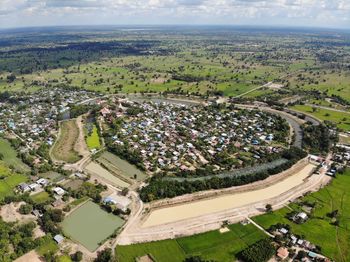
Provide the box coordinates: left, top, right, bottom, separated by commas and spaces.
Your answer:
0, 1, 349, 262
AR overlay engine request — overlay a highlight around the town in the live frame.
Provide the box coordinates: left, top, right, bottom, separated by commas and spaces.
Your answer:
0, 21, 349, 262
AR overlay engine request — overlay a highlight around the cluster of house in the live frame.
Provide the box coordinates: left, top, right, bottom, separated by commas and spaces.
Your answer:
0, 88, 100, 164
102, 99, 286, 172
18, 177, 67, 207
18, 178, 49, 193
334, 144, 350, 167
275, 227, 331, 262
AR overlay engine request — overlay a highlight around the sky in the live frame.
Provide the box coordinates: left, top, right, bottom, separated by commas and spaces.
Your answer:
0, 0, 349, 29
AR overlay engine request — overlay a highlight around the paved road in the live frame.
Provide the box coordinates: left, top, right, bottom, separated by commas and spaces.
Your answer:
284, 108, 321, 126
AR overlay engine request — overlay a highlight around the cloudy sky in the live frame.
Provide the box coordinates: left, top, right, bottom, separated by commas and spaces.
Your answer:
0, 0, 349, 29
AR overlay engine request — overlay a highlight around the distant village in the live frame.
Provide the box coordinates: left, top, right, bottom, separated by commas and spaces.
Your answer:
0, 88, 102, 167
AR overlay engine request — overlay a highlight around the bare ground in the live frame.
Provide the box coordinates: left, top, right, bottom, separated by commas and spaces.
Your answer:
14, 251, 42, 262
0, 202, 36, 223
74, 115, 90, 158
51, 119, 81, 163
117, 159, 332, 244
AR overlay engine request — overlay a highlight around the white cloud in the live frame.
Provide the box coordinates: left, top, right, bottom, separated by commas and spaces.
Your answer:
0, 0, 348, 28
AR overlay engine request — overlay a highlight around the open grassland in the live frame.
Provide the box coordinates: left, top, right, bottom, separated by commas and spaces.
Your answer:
30, 191, 52, 204
57, 255, 72, 262
86, 125, 101, 150
0, 163, 28, 200
0, 138, 30, 173
97, 152, 146, 181
296, 72, 350, 102
290, 105, 350, 131
62, 201, 124, 252
116, 223, 266, 262
0, 51, 292, 96
51, 120, 81, 163
253, 169, 350, 262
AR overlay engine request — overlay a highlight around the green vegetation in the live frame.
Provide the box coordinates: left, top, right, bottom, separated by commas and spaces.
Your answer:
291, 104, 350, 131
36, 236, 59, 257
302, 124, 334, 154
140, 147, 307, 202
0, 220, 39, 261
57, 255, 72, 262
51, 120, 81, 163
30, 191, 52, 204
62, 201, 124, 252
116, 223, 266, 262
86, 125, 101, 150
0, 163, 28, 200
253, 169, 350, 261
0, 138, 30, 173
97, 151, 146, 181
239, 239, 275, 262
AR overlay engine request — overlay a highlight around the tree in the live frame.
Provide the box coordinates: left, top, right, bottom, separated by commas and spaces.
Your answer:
6, 74, 16, 83
184, 256, 215, 262
121, 188, 129, 196
265, 204, 273, 213
94, 248, 113, 262
239, 239, 275, 262
19, 204, 33, 215
49, 209, 64, 223
71, 251, 83, 261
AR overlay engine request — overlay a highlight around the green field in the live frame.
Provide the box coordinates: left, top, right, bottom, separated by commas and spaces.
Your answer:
290, 104, 350, 131
86, 125, 101, 150
51, 120, 81, 163
116, 223, 266, 262
36, 238, 58, 257
253, 169, 350, 261
97, 151, 146, 181
0, 164, 28, 199
57, 255, 72, 262
62, 201, 124, 252
39, 171, 65, 183
30, 191, 52, 204
0, 138, 30, 173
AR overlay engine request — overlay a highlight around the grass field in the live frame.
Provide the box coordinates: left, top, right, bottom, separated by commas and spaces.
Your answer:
57, 255, 72, 262
116, 223, 266, 262
97, 152, 146, 182
0, 138, 30, 173
0, 164, 28, 200
285, 70, 350, 103
36, 238, 58, 257
62, 201, 124, 252
51, 120, 81, 163
290, 104, 350, 131
39, 171, 65, 183
86, 125, 101, 150
30, 191, 52, 204
253, 169, 350, 261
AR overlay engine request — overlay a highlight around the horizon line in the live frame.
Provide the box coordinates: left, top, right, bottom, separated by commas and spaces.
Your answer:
0, 23, 349, 32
